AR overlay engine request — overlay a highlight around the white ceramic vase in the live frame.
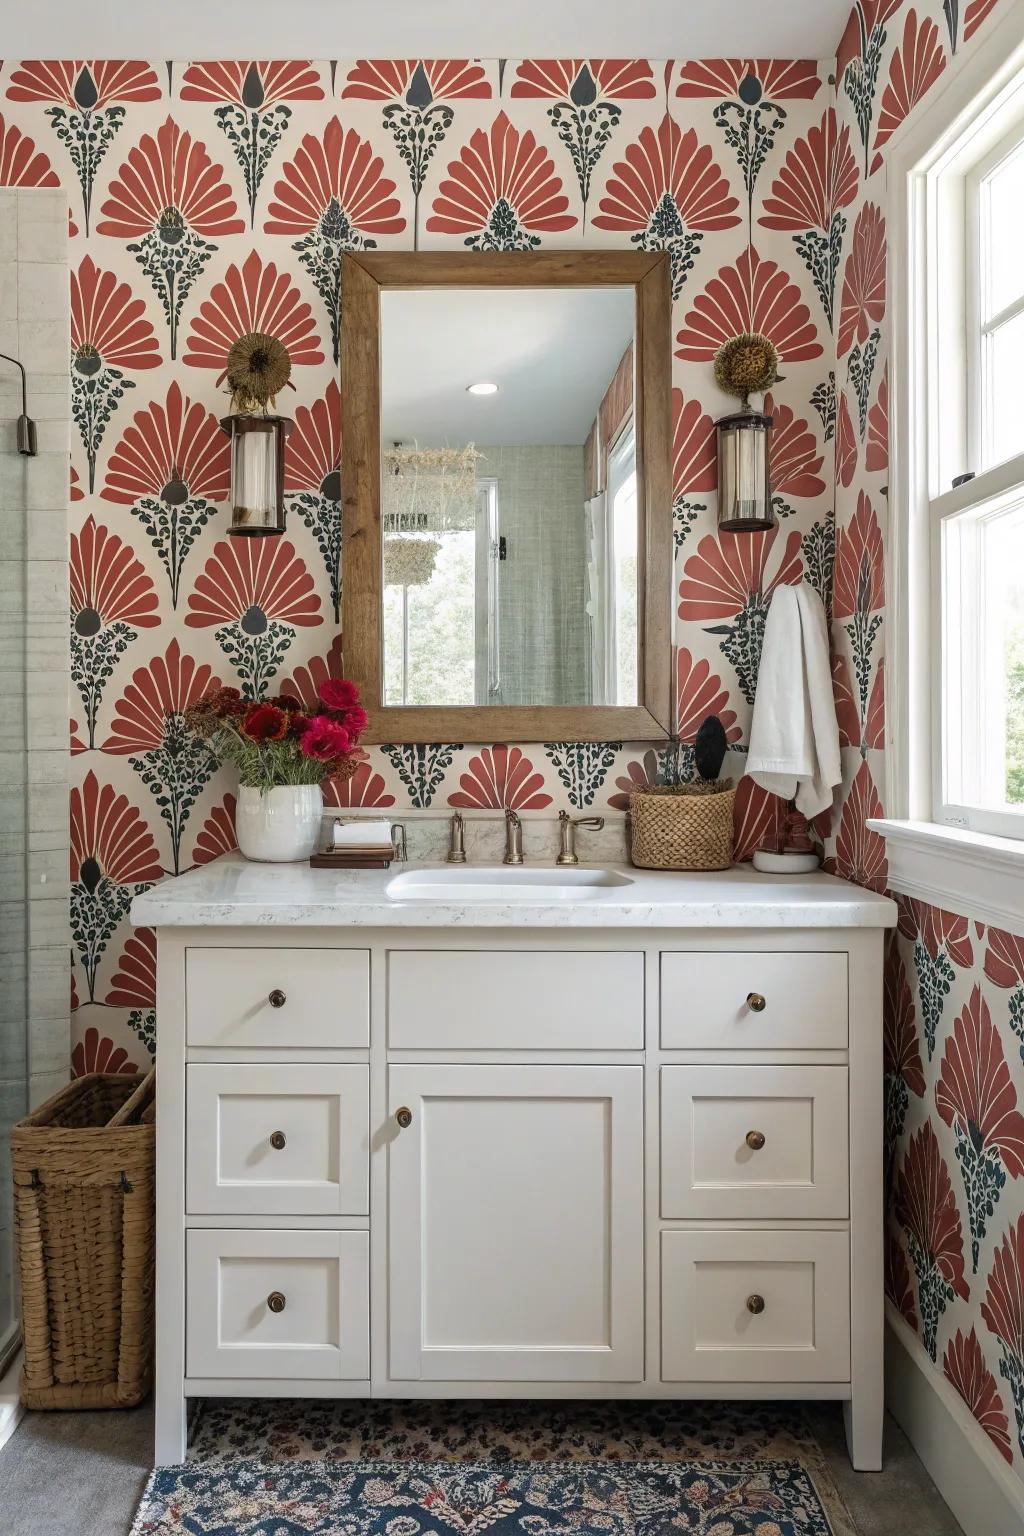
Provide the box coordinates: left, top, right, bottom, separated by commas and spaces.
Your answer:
235, 784, 323, 863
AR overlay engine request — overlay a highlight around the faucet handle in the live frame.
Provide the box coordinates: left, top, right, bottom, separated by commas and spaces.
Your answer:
446, 810, 467, 864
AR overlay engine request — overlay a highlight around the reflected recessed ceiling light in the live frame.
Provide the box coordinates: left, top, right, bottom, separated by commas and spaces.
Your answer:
466, 381, 499, 396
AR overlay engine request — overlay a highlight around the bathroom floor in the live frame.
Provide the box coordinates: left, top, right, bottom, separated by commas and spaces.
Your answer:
0, 1398, 963, 1536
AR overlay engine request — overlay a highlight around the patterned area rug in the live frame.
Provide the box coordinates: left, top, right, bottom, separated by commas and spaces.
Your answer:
133, 1402, 859, 1536
131, 1457, 843, 1536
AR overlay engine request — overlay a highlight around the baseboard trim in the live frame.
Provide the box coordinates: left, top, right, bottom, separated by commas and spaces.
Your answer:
885, 1307, 1024, 1536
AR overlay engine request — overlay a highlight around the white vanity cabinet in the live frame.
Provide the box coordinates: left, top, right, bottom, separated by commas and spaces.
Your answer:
137, 860, 895, 1474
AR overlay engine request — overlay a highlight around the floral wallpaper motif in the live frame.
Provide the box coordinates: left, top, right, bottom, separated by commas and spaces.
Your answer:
828, 0, 1024, 1491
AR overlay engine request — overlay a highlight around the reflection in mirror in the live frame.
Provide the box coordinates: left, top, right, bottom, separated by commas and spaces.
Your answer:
380, 286, 637, 710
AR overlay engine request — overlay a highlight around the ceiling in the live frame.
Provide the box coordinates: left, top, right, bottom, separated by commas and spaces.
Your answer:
3, 1, 853, 59
381, 288, 635, 446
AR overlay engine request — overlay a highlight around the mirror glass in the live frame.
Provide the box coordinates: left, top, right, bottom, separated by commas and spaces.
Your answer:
380, 286, 637, 709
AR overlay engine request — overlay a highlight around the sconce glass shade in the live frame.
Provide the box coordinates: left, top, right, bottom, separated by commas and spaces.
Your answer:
220, 413, 292, 536
716, 408, 775, 532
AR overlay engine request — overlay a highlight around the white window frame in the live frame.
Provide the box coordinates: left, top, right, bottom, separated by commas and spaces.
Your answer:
874, 0, 1024, 929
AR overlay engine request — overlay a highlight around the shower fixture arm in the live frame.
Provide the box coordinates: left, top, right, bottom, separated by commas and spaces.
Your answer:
0, 352, 38, 457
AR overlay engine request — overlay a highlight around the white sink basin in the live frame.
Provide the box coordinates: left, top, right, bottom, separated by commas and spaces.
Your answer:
386, 865, 634, 901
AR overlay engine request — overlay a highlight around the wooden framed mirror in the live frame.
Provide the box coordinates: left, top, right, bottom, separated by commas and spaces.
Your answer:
340, 250, 672, 744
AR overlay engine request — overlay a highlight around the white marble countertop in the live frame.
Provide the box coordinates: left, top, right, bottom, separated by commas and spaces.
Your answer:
131, 855, 898, 929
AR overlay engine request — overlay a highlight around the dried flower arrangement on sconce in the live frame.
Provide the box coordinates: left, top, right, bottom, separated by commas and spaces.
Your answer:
220, 331, 293, 537
384, 535, 442, 588
713, 331, 779, 534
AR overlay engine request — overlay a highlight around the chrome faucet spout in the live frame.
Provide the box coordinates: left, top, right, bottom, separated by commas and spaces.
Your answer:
503, 807, 524, 866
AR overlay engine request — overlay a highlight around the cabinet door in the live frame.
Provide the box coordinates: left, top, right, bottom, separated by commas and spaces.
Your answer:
388, 1064, 643, 1382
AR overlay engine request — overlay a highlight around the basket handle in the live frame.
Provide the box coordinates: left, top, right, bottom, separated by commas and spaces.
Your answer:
105, 1067, 156, 1128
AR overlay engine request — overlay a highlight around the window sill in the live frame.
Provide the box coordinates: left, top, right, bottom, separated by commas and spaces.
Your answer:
868, 818, 1024, 932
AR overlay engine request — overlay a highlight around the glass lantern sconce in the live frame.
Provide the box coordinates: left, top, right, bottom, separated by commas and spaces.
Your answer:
219, 412, 292, 537
716, 407, 775, 532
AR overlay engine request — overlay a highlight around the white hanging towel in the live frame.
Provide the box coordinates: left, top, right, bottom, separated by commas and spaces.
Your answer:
745, 582, 841, 820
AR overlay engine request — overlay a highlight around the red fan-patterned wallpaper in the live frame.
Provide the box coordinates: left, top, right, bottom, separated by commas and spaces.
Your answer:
1, 0, 1022, 1484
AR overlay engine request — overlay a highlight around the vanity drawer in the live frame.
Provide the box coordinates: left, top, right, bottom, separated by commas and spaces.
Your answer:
660, 951, 847, 1049
661, 1229, 850, 1382
661, 1065, 849, 1218
387, 950, 644, 1049
185, 947, 370, 1048
186, 1063, 369, 1215
186, 1228, 369, 1380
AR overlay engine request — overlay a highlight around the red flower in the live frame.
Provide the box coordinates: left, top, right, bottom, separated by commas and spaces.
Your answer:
72, 1027, 139, 1079
608, 749, 664, 812
71, 255, 161, 371
511, 59, 655, 100
324, 761, 395, 810
872, 13, 947, 174
592, 114, 740, 233
836, 390, 858, 489
936, 984, 1024, 1175
183, 250, 324, 374
895, 1121, 970, 1302
865, 662, 886, 750
343, 59, 491, 102
70, 769, 163, 888
764, 392, 825, 502
179, 60, 324, 106
186, 537, 322, 629
7, 60, 161, 108
866, 369, 889, 474
191, 794, 238, 865
100, 380, 230, 506
103, 640, 221, 754
984, 926, 1024, 990
836, 0, 903, 80
838, 203, 887, 357
279, 636, 345, 712
242, 703, 289, 741
70, 464, 84, 503
106, 928, 156, 1011
675, 649, 741, 745
886, 1229, 919, 1331
676, 245, 823, 362
982, 1215, 1024, 1358
70, 515, 160, 633
300, 715, 352, 760
285, 378, 340, 498
943, 1328, 1012, 1464
672, 388, 716, 499
760, 109, 859, 232
833, 491, 884, 618
96, 116, 243, 239
427, 110, 577, 241
885, 949, 925, 1096
318, 678, 360, 711
832, 761, 888, 891
0, 111, 59, 186
678, 526, 803, 623
264, 117, 405, 237
675, 59, 820, 100
733, 776, 783, 862
449, 746, 553, 811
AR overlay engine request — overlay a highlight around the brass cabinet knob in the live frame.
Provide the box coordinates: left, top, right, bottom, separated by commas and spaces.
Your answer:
745, 1130, 766, 1151
267, 1291, 286, 1313
746, 992, 766, 1012
395, 1106, 413, 1129
269, 1130, 286, 1150
746, 1293, 766, 1315
268, 989, 286, 1008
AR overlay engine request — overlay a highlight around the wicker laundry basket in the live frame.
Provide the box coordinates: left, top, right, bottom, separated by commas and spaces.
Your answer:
11, 1070, 155, 1409
629, 780, 736, 871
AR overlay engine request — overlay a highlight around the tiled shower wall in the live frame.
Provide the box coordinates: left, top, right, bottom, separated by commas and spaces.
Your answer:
0, 186, 69, 1351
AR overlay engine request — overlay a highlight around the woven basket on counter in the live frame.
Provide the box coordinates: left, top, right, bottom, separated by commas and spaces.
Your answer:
11, 1069, 155, 1409
629, 780, 736, 871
